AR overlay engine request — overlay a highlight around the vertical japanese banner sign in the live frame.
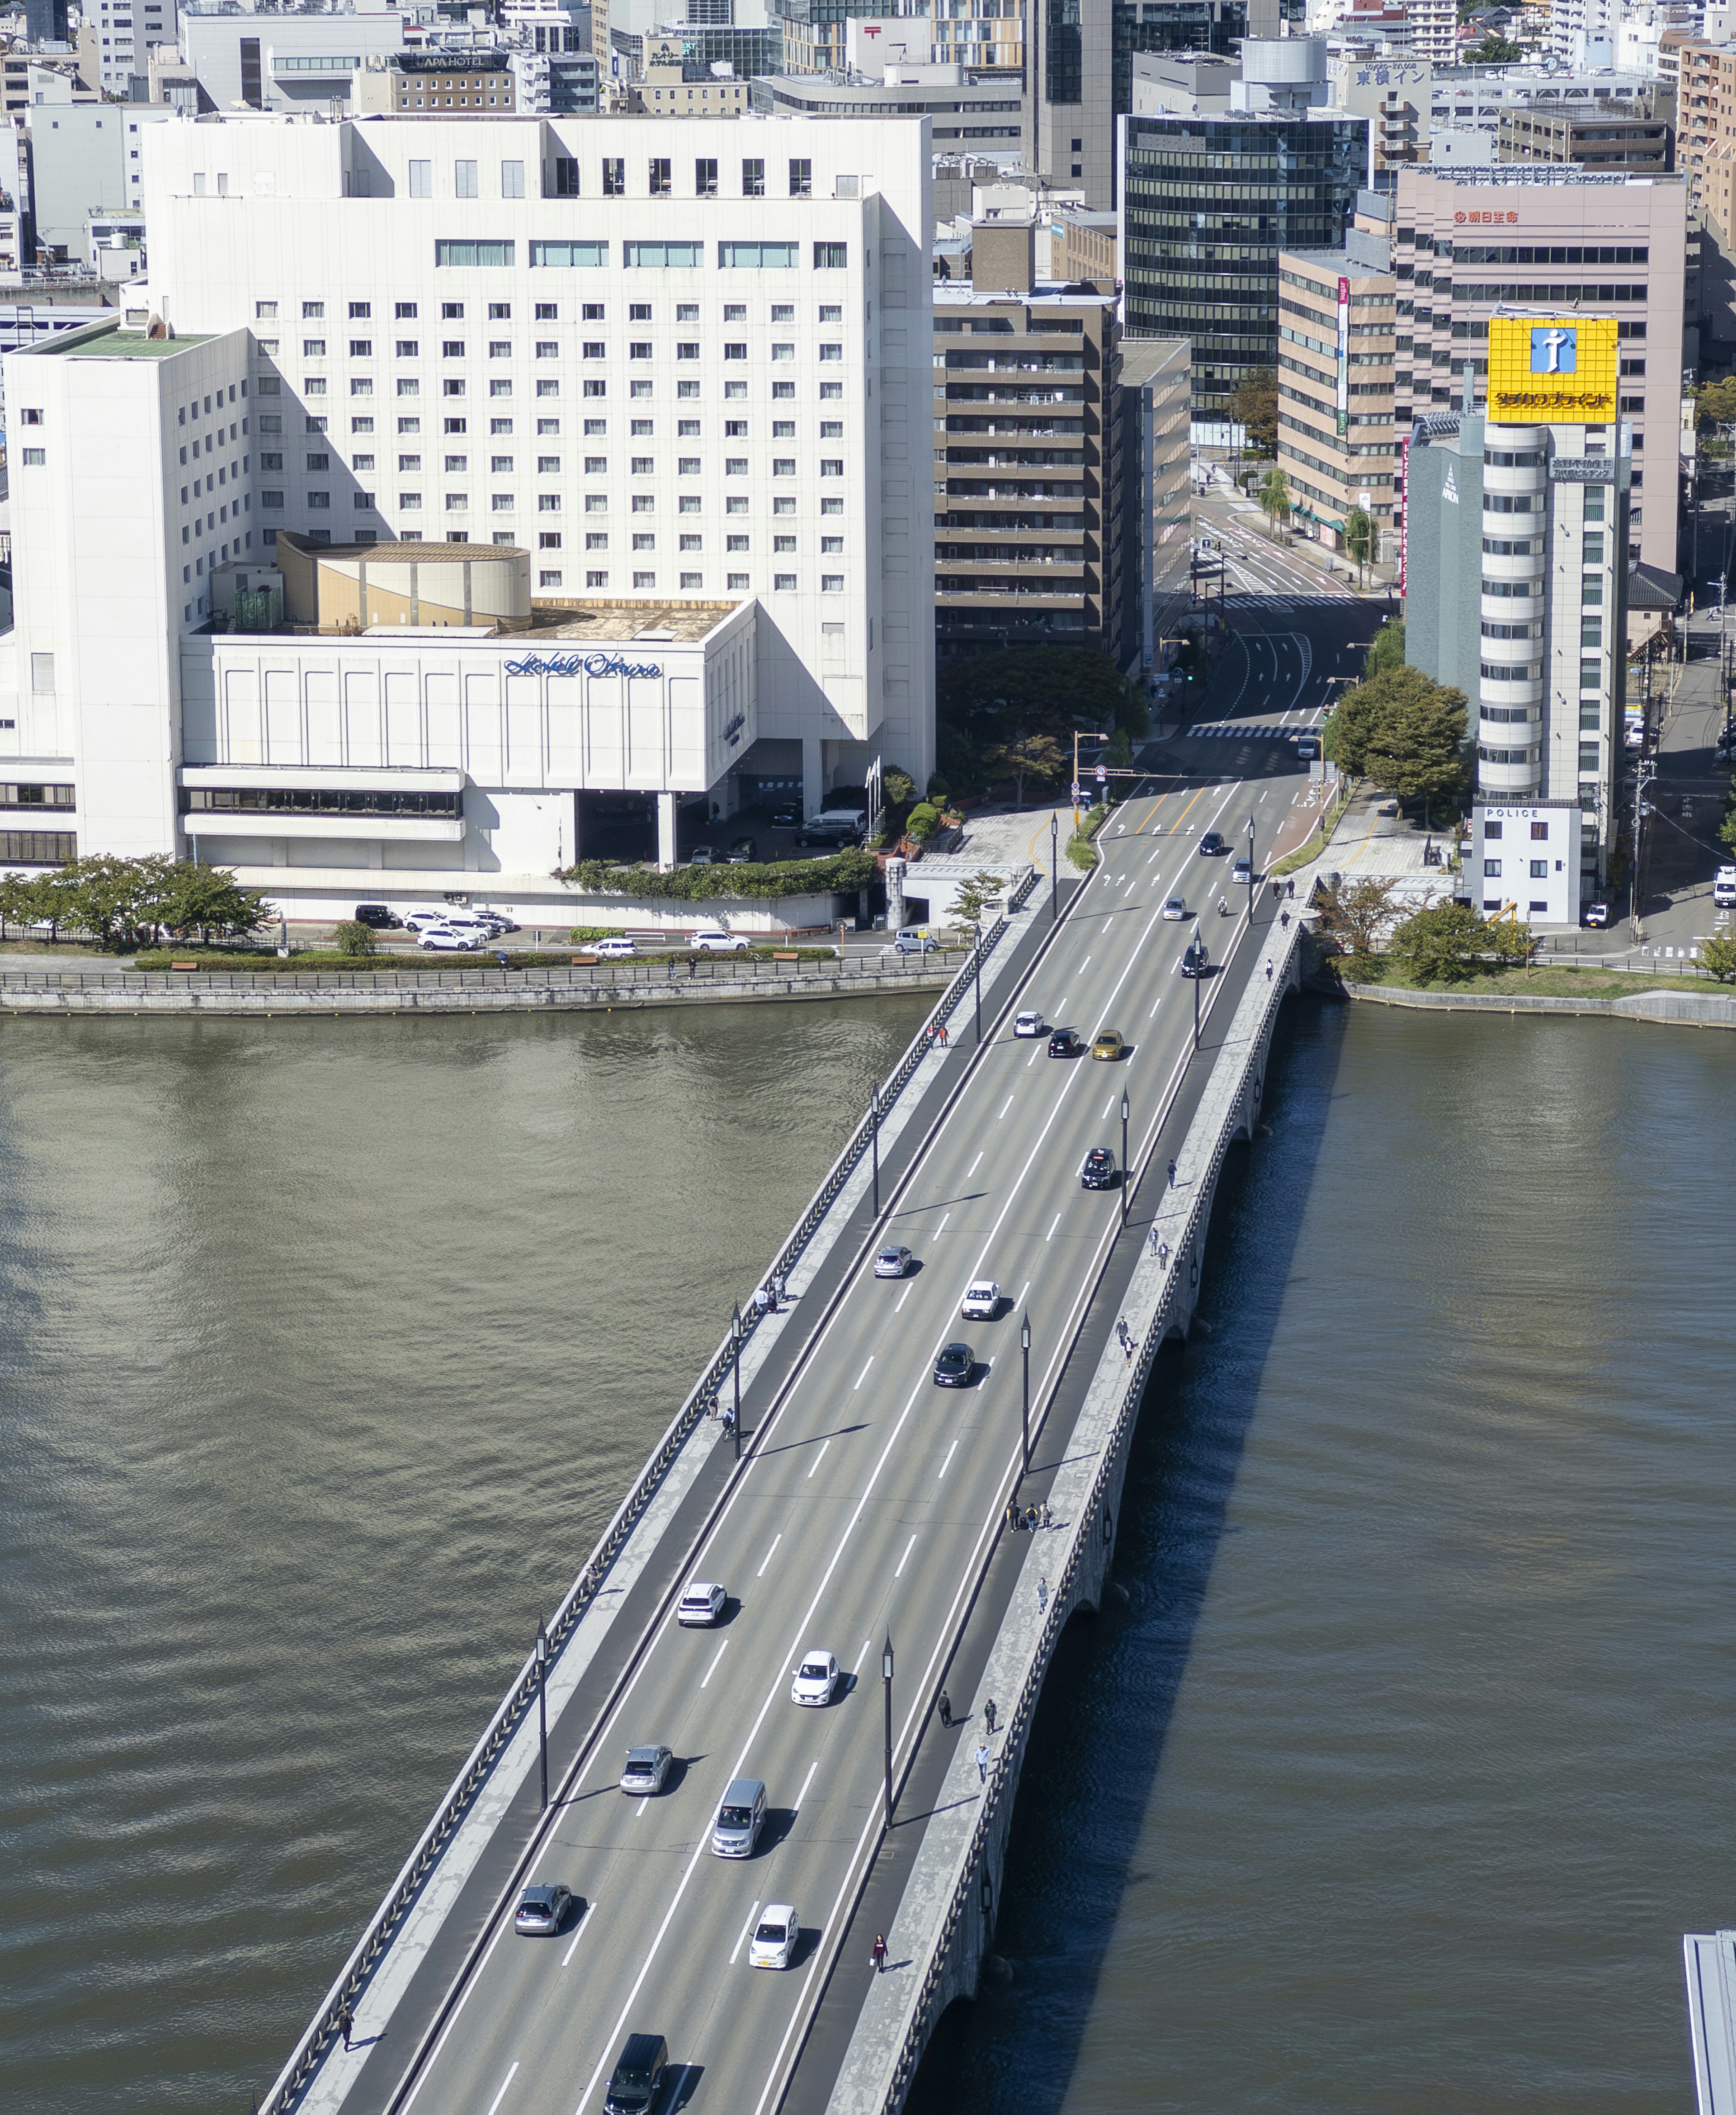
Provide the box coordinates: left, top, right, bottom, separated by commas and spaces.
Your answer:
1335, 276, 1350, 440
1398, 435, 1409, 596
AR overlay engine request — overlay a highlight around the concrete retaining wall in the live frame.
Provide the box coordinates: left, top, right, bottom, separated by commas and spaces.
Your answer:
1343, 980, 1736, 1031
831, 908, 1312, 2114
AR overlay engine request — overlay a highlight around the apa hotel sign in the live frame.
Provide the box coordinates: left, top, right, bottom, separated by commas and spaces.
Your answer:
1486, 315, 1619, 424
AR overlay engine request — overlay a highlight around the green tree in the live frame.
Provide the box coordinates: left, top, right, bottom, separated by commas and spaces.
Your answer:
57, 854, 178, 951
1701, 933, 1736, 983
881, 766, 917, 809
1467, 33, 1522, 60
1258, 465, 1291, 537
1695, 375, 1736, 429
1721, 802, 1736, 857
984, 731, 1066, 805
1363, 682, 1469, 828
1314, 877, 1404, 973
1365, 617, 1406, 677
1344, 505, 1375, 587
903, 802, 943, 844
0, 868, 67, 940
1321, 664, 1437, 776
157, 861, 272, 943
952, 870, 1007, 928
333, 920, 378, 957
1388, 902, 1504, 984
1231, 366, 1278, 455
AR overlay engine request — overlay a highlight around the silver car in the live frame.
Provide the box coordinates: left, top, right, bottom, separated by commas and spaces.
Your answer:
514, 1883, 575, 1935
1161, 897, 1189, 922
712, 1776, 766, 1858
873, 1244, 914, 1279
620, 1744, 674, 1796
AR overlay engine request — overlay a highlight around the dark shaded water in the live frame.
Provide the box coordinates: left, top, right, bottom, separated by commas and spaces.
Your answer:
0, 1002, 927, 2112
3, 999, 1731, 2113
910, 1000, 1734, 2114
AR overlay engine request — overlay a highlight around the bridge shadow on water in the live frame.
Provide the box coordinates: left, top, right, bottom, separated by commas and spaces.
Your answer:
905, 994, 1347, 2115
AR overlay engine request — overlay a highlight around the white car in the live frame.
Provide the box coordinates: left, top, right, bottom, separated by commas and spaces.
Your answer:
677, 1581, 726, 1627
404, 906, 462, 933
1013, 1009, 1046, 1038
691, 930, 751, 954
1161, 898, 1189, 922
790, 1650, 839, 1707
748, 1904, 800, 1971
420, 929, 481, 952
472, 908, 519, 933
960, 1280, 1001, 1321
591, 937, 637, 959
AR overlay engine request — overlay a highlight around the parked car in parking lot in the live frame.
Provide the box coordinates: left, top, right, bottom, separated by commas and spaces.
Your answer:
353, 903, 399, 930
770, 804, 802, 828
728, 837, 757, 863
892, 928, 938, 956
514, 1883, 575, 1935
689, 846, 717, 867
420, 929, 481, 953
1583, 902, 1611, 928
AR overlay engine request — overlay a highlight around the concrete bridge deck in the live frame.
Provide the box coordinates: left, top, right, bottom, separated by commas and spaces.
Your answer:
258, 748, 1329, 2115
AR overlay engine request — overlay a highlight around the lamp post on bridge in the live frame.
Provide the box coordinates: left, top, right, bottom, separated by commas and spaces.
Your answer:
1120, 1088, 1131, 1226
1020, 1311, 1031, 1485
1050, 812, 1058, 924
870, 1080, 880, 1219
882, 1634, 896, 1828
731, 1301, 743, 1461
535, 1617, 550, 1814
973, 918, 983, 1046
1246, 814, 1257, 923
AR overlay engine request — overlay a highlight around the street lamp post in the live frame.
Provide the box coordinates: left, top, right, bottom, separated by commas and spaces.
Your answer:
1120, 1088, 1130, 1225
535, 1617, 550, 1814
1246, 814, 1257, 922
1050, 813, 1058, 924
882, 1635, 895, 1828
1192, 957, 1202, 1050
973, 919, 983, 1046
731, 1300, 743, 1461
870, 1080, 880, 1218
1019, 1311, 1031, 1483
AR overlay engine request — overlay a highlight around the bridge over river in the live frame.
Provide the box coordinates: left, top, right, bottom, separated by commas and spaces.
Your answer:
258, 694, 1342, 2115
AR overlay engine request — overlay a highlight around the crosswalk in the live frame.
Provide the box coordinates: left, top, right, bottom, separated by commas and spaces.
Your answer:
1225, 591, 1342, 615
1184, 719, 1318, 742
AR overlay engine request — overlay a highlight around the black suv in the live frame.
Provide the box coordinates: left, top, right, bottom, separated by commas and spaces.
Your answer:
1080, 1147, 1118, 1190
353, 903, 399, 929
1047, 1027, 1083, 1058
604, 2032, 668, 2115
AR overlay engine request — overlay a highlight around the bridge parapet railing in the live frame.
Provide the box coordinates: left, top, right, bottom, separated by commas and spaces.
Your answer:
259, 867, 1041, 2115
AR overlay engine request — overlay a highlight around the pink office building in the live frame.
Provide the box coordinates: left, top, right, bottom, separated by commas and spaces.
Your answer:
1392, 165, 1688, 573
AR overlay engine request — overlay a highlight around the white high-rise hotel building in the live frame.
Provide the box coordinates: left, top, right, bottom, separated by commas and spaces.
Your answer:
1, 117, 935, 916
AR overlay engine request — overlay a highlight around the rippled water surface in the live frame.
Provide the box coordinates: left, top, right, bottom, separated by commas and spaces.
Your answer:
910, 1001, 1736, 2115
0, 1002, 927, 2112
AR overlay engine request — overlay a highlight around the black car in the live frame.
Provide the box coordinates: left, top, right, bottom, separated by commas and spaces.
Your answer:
770, 804, 801, 828
933, 1342, 974, 1387
353, 902, 399, 929
605, 2033, 669, 2115
1080, 1147, 1118, 1190
728, 836, 757, 863
1197, 831, 1227, 857
1047, 1027, 1083, 1058
1180, 940, 1210, 979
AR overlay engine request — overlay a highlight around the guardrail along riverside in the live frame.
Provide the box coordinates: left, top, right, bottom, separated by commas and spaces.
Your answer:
829, 899, 1312, 2115
0, 952, 967, 1016
257, 870, 1044, 2115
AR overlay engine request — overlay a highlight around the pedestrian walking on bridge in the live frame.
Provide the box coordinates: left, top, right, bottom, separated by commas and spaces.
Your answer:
984, 1697, 998, 1736
873, 1933, 888, 1974
938, 1689, 952, 1730
976, 1742, 989, 1783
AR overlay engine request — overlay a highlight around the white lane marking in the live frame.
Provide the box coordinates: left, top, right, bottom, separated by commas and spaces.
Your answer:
560, 1902, 594, 1969
636, 1796, 650, 1817
1151, 990, 1165, 1017
572, 1356, 978, 2115
485, 2063, 520, 2115
399, 1895, 518, 2109
967, 1151, 983, 1176
729, 1900, 762, 1968
852, 1356, 873, 1391
1018, 1279, 1030, 1305
1026, 1043, 1041, 1067
937, 1438, 959, 1481
700, 1637, 730, 1688
936, 1211, 950, 1235
1100, 1095, 1114, 1118
998, 1094, 1014, 1120
1076, 955, 1091, 974
806, 1437, 830, 1480
795, 1757, 819, 1810
756, 1534, 782, 1578
1046, 1212, 1061, 1241
855, 1637, 873, 1676
894, 1284, 913, 1312
895, 1533, 918, 1578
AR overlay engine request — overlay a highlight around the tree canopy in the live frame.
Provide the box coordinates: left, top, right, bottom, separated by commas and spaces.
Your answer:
1387, 901, 1531, 984
1321, 662, 1469, 823
552, 847, 876, 901
1258, 466, 1291, 535
1696, 375, 1736, 429
935, 647, 1144, 800
1231, 367, 1278, 454
0, 856, 270, 951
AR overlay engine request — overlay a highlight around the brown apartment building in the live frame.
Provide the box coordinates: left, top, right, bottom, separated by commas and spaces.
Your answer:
1392, 163, 1687, 572
1496, 105, 1672, 172
1275, 244, 1397, 558
1677, 36, 1736, 356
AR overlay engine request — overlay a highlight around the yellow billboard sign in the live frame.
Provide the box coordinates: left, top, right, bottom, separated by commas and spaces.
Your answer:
1487, 315, 1619, 424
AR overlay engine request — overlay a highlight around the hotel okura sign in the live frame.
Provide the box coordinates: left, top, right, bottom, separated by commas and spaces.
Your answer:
1486, 315, 1619, 424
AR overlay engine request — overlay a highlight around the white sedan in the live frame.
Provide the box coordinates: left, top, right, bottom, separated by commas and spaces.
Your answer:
1161, 897, 1189, 922
1013, 1009, 1046, 1038
790, 1650, 839, 1706
960, 1280, 1001, 1320
748, 1904, 800, 1970
691, 929, 751, 953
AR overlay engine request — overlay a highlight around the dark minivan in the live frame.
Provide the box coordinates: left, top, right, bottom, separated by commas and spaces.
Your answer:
604, 2032, 669, 2115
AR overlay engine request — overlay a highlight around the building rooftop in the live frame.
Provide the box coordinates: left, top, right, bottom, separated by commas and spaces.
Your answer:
61, 329, 215, 359
933, 280, 1116, 308
526, 596, 742, 643
310, 538, 528, 561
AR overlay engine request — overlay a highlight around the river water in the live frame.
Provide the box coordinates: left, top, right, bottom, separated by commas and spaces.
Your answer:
2, 999, 1731, 2113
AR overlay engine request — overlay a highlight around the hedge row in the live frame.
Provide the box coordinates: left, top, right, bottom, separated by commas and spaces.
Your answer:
551, 848, 877, 901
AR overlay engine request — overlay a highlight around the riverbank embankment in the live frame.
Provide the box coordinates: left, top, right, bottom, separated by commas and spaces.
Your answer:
1341, 979, 1736, 1031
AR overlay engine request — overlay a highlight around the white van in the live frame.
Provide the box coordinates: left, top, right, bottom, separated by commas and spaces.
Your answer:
1714, 866, 1736, 908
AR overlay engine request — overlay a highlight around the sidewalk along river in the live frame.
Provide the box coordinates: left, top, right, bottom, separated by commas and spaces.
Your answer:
907, 997, 1736, 2115
0, 996, 928, 2115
